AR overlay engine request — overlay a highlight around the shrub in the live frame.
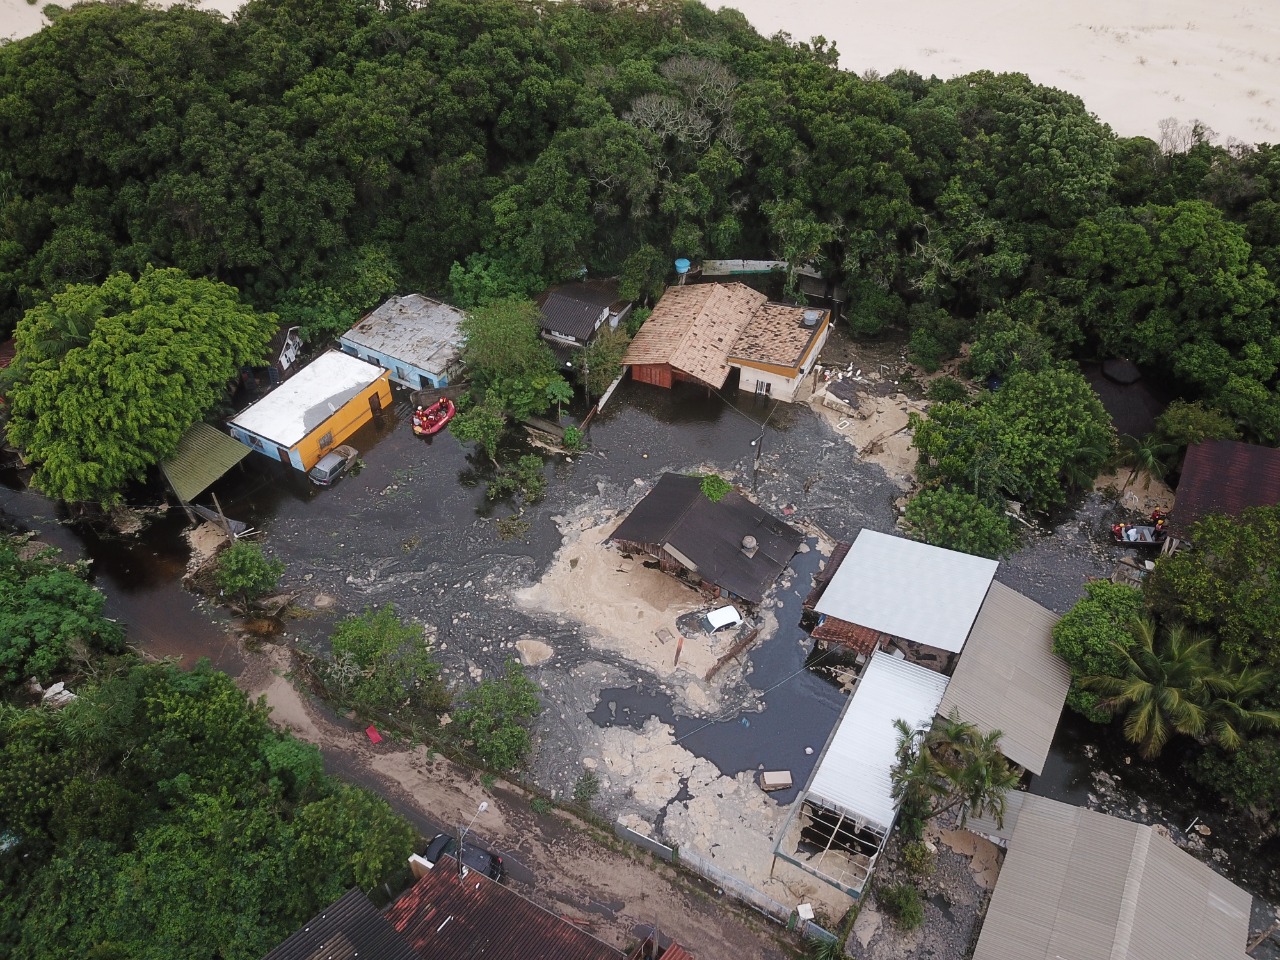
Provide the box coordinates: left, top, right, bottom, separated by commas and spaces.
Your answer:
1186, 737, 1280, 818
925, 376, 968, 404
699, 474, 732, 502
325, 606, 450, 719
900, 840, 936, 880
877, 882, 924, 929
562, 425, 584, 451
903, 488, 1017, 559
214, 542, 284, 606
453, 661, 543, 770
573, 769, 601, 806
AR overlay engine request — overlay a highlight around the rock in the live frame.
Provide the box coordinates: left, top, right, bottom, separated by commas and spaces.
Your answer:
1194, 823, 1212, 836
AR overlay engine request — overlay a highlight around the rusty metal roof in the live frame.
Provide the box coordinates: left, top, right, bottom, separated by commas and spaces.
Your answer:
972, 795, 1252, 960
1171, 439, 1280, 537
623, 283, 766, 387
804, 541, 852, 611
262, 888, 420, 960
387, 858, 622, 960
160, 422, 252, 503
936, 581, 1069, 775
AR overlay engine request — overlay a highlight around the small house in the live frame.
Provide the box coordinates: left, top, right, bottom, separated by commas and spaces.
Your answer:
339, 294, 465, 389
609, 473, 803, 605
727, 302, 831, 402
536, 279, 632, 349
228, 350, 390, 473
1167, 438, 1280, 546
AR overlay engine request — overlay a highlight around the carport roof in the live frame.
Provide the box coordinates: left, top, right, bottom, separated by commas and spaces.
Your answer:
936, 581, 1069, 774
813, 529, 997, 653
160, 422, 252, 503
806, 651, 950, 833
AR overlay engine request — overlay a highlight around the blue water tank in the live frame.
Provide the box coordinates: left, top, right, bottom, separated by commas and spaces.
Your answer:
674, 258, 691, 275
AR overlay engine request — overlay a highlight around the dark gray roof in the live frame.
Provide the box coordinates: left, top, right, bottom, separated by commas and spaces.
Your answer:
537, 280, 625, 341
609, 473, 803, 604
262, 888, 419, 960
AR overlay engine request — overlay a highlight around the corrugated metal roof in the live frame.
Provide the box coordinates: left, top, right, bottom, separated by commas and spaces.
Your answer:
160, 422, 252, 503
608, 473, 803, 603
813, 530, 997, 654
262, 888, 420, 960
1171, 439, 1280, 537
229, 351, 385, 446
624, 283, 766, 387
537, 280, 625, 342
936, 582, 1069, 775
387, 858, 622, 960
963, 789, 1027, 844
807, 651, 950, 833
972, 794, 1252, 960
659, 946, 696, 960
341, 294, 464, 376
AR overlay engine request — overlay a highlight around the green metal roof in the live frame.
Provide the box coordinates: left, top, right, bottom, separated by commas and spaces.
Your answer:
161, 422, 252, 503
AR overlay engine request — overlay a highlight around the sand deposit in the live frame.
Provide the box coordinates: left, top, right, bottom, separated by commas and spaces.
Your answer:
4, 1, 1273, 144
808, 383, 921, 492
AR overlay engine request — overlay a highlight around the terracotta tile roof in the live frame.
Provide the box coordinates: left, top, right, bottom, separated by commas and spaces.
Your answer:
728, 303, 827, 369
812, 617, 883, 654
387, 859, 622, 960
624, 283, 766, 387
659, 947, 696, 960
1171, 439, 1280, 537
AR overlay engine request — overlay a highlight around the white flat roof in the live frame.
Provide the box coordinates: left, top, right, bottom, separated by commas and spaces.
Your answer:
813, 529, 997, 653
806, 651, 950, 832
229, 351, 384, 447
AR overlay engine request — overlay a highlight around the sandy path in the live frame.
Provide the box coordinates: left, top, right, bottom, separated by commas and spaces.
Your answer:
722, 0, 1280, 143
237, 646, 790, 959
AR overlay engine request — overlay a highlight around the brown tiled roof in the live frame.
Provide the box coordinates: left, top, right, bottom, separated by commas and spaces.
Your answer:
263, 889, 420, 960
1171, 439, 1280, 537
728, 303, 827, 370
0, 338, 15, 370
804, 541, 852, 611
386, 858, 622, 960
660, 947, 696, 960
812, 617, 883, 654
624, 283, 766, 387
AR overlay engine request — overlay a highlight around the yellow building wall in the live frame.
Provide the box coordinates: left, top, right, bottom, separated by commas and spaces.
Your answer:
291, 372, 392, 470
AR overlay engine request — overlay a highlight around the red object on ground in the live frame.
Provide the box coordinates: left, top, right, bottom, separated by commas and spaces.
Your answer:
412, 398, 456, 436
366, 725, 383, 744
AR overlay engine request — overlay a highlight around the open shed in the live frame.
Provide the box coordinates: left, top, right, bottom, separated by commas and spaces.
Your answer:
773, 651, 949, 897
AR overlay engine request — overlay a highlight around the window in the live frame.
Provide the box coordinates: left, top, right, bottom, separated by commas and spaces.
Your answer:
319, 432, 334, 449
248, 435, 264, 450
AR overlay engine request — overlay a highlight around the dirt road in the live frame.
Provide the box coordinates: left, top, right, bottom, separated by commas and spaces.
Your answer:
239, 646, 792, 960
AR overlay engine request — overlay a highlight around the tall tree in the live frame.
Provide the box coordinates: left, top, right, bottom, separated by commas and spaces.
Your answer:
3, 267, 275, 505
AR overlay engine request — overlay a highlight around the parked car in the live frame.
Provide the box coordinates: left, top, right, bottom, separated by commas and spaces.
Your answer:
702, 604, 743, 634
307, 444, 357, 486
422, 832, 505, 881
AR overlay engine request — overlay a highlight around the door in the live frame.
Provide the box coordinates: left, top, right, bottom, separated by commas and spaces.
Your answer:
369, 392, 382, 414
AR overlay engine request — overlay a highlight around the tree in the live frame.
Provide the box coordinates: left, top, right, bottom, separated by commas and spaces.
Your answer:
0, 536, 124, 685
452, 660, 542, 770
1082, 618, 1280, 758
910, 366, 1115, 512
902, 488, 1017, 559
458, 298, 560, 419
890, 710, 1021, 830
214, 542, 284, 609
1144, 506, 1280, 666
324, 606, 449, 719
450, 400, 506, 466
1115, 433, 1176, 492
1152, 399, 1240, 469
544, 377, 573, 419
3, 268, 275, 505
1052, 580, 1145, 722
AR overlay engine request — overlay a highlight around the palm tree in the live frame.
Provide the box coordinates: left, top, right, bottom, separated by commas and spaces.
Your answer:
890, 710, 1022, 829
1081, 618, 1280, 757
1116, 433, 1176, 493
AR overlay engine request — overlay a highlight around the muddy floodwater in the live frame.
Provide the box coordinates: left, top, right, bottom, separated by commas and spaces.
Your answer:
3, 377, 1279, 926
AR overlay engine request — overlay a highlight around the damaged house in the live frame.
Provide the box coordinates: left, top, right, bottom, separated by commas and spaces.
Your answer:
608, 473, 803, 607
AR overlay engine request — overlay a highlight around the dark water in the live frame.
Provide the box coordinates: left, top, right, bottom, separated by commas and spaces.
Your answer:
0, 469, 244, 674
587, 541, 845, 806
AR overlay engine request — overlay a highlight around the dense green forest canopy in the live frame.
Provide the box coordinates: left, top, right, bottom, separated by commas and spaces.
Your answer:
0, 0, 1278, 447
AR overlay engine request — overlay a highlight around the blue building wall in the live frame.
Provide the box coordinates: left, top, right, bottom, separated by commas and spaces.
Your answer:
228, 426, 304, 470
337, 339, 448, 389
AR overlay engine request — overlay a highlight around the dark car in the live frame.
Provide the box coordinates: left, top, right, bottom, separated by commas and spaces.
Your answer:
307, 444, 357, 486
423, 832, 504, 881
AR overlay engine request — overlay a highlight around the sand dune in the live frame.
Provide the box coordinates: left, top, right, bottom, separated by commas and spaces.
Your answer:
2, 0, 1276, 144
